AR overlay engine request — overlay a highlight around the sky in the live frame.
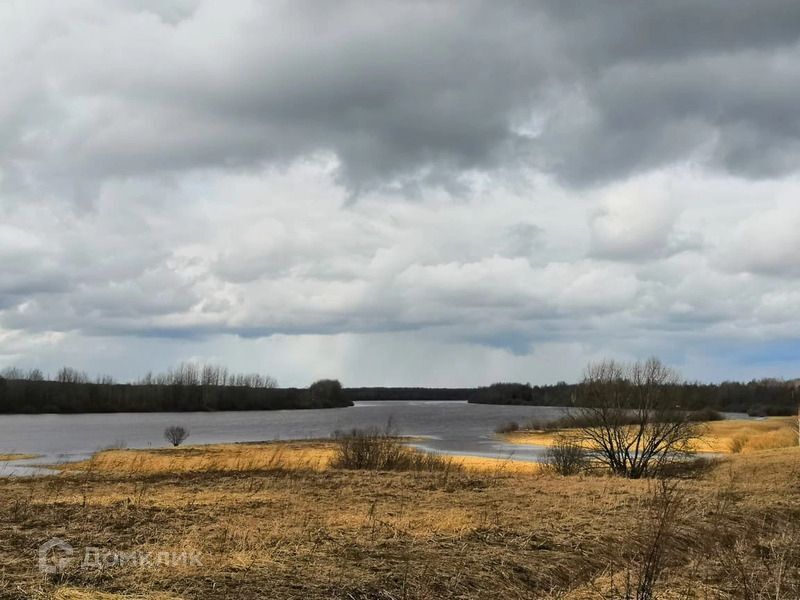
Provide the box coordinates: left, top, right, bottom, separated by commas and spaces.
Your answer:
1, 0, 800, 386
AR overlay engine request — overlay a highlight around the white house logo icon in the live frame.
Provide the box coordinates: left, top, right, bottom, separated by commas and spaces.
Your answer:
38, 538, 74, 574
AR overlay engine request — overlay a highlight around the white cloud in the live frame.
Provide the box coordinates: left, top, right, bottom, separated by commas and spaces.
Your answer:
589, 177, 683, 259
718, 201, 800, 276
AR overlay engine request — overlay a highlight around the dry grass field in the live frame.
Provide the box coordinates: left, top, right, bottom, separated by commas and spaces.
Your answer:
0, 427, 798, 599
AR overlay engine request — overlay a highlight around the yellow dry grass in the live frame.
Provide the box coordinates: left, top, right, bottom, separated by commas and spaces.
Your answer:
693, 417, 797, 453
62, 441, 335, 475
504, 430, 574, 448
0, 453, 40, 461
448, 454, 542, 475
62, 441, 543, 477
504, 417, 799, 455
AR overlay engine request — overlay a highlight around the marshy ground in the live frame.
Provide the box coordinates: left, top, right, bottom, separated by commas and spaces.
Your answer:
0, 421, 798, 599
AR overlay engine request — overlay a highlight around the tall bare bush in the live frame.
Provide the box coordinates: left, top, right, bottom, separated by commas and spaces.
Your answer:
572, 358, 700, 479
543, 435, 588, 476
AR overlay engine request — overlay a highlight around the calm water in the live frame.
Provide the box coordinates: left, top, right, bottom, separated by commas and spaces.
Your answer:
0, 401, 748, 475
0, 401, 570, 475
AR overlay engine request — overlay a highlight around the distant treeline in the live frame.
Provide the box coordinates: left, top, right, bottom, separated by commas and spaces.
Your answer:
2, 364, 797, 415
0, 366, 350, 413
469, 381, 800, 416
1, 364, 279, 389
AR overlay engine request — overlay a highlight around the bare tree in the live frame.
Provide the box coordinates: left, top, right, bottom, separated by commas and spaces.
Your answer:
56, 367, 89, 384
571, 358, 699, 479
26, 368, 44, 381
164, 425, 190, 447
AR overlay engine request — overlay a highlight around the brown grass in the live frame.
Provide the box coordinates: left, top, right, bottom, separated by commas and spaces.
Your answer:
1, 441, 799, 598
0, 453, 40, 461
61, 441, 543, 478
60, 441, 336, 475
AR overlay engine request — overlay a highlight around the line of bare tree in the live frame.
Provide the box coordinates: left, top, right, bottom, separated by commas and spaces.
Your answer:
136, 363, 278, 388
0, 363, 278, 389
0, 364, 349, 413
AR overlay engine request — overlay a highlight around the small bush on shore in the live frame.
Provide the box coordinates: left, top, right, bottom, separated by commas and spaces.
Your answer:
524, 417, 560, 431
543, 436, 587, 476
164, 425, 190, 447
687, 408, 724, 422
331, 427, 461, 473
494, 421, 520, 434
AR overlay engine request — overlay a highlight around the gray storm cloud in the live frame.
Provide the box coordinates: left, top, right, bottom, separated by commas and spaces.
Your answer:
3, 0, 800, 192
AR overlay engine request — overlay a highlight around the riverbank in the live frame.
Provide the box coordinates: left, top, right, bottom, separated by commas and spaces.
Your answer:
502, 416, 798, 454
2, 438, 799, 598
0, 401, 572, 470
57, 440, 542, 477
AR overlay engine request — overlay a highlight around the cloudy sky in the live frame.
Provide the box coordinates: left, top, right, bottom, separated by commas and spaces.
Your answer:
2, 1, 800, 386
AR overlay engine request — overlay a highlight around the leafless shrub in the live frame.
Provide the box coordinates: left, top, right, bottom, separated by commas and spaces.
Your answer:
331, 426, 461, 473
164, 425, 190, 447
495, 421, 520, 434
524, 417, 557, 431
686, 408, 724, 422
543, 435, 588, 476
614, 479, 686, 600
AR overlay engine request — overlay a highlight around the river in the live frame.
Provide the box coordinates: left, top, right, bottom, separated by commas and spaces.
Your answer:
0, 401, 747, 475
